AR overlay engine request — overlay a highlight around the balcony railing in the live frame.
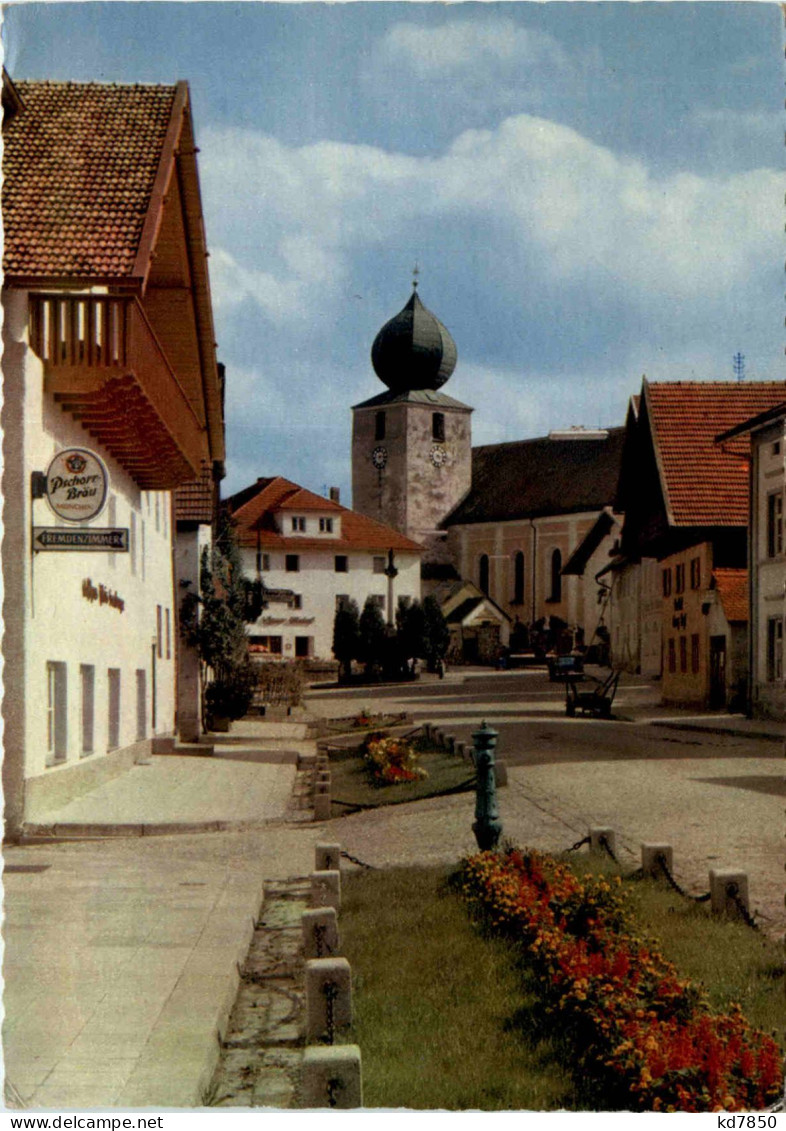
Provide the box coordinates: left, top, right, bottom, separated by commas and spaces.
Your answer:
29, 293, 205, 488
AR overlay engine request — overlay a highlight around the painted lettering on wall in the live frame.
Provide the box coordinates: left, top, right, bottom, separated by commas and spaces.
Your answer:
82, 578, 125, 613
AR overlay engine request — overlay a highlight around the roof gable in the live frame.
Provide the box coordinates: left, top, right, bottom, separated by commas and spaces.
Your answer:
646, 381, 786, 527
3, 80, 178, 281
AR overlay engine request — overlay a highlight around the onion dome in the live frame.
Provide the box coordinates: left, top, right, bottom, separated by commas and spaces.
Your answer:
371, 290, 457, 393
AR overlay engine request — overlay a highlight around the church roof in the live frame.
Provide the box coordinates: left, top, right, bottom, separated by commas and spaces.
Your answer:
444, 428, 626, 526
352, 387, 472, 411
371, 290, 457, 394
225, 476, 424, 554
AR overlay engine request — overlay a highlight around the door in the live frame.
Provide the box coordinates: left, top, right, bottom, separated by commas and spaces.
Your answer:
709, 635, 726, 709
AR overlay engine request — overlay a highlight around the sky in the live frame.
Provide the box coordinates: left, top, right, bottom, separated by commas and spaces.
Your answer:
3, 1, 784, 502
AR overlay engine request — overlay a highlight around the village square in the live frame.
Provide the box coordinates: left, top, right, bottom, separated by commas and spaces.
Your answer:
1, 2, 785, 1118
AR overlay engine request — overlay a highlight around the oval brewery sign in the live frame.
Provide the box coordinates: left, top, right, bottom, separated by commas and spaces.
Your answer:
45, 448, 109, 523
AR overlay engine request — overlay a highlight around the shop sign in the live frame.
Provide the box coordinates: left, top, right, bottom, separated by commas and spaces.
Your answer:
34, 527, 128, 552
45, 448, 109, 523
81, 578, 125, 613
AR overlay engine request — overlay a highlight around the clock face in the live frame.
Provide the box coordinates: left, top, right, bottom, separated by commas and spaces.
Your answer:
430, 445, 448, 468
371, 445, 388, 469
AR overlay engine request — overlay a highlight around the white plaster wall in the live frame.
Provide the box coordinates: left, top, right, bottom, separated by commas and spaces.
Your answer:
241, 545, 422, 660
752, 420, 786, 718
174, 523, 213, 740
6, 288, 177, 789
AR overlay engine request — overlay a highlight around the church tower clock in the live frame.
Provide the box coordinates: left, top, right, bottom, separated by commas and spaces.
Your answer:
351, 283, 472, 564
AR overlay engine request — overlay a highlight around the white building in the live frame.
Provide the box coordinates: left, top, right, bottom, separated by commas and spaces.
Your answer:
2, 76, 225, 835
226, 478, 423, 661
719, 402, 786, 719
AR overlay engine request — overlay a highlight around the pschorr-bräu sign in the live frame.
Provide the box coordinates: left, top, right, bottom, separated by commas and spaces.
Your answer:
45, 448, 109, 523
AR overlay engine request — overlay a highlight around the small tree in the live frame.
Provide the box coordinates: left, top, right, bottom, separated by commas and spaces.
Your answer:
396, 597, 426, 678
333, 597, 360, 683
422, 595, 450, 672
358, 596, 387, 678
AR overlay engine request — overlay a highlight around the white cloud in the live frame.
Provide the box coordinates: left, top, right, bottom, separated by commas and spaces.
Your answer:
375, 18, 567, 80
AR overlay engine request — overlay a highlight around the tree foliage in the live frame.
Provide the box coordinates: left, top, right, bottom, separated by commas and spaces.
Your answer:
422, 595, 450, 670
332, 597, 361, 682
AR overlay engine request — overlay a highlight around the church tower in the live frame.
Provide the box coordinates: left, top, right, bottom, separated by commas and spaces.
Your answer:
351, 284, 472, 564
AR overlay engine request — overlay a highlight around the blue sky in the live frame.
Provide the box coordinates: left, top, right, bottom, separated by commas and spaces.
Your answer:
4, 2, 784, 501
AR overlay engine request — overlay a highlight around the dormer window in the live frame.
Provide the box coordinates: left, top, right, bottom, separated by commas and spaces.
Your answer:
319, 517, 334, 533
291, 516, 306, 533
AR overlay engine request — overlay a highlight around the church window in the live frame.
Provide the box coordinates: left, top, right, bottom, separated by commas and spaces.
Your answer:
549, 549, 562, 602
432, 413, 445, 442
513, 551, 525, 605
285, 554, 300, 573
375, 412, 386, 441
478, 554, 489, 596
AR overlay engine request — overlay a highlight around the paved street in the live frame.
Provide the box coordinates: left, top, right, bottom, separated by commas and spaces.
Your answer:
3, 668, 783, 1110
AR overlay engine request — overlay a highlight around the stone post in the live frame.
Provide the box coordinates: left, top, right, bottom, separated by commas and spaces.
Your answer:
710, 869, 750, 920
315, 842, 341, 872
301, 1046, 362, 1108
302, 907, 340, 959
589, 826, 616, 857
311, 869, 341, 910
305, 957, 352, 1042
641, 843, 673, 880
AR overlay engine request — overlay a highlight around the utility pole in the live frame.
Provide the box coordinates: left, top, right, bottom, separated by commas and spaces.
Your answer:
733, 353, 745, 383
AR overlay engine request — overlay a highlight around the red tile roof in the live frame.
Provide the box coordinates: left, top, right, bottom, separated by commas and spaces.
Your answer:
3, 80, 176, 279
226, 477, 423, 554
175, 462, 215, 525
646, 382, 786, 527
713, 568, 748, 624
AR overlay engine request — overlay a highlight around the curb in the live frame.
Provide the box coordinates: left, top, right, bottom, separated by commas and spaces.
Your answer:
650, 720, 784, 744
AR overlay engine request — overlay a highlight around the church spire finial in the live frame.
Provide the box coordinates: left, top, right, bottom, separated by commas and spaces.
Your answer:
412, 261, 420, 290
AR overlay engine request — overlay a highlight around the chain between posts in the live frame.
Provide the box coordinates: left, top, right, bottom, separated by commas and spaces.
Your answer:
314, 923, 326, 958
567, 835, 591, 853
340, 849, 377, 870
655, 853, 711, 903
727, 882, 759, 931
323, 980, 338, 1045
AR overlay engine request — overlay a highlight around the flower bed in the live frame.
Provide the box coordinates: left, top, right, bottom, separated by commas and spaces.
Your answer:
363, 733, 428, 785
455, 849, 782, 1112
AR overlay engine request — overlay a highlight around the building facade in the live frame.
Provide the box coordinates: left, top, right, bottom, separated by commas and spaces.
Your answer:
2, 77, 224, 834
227, 477, 423, 661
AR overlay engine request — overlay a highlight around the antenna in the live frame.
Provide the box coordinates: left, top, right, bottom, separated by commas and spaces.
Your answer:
733, 352, 745, 383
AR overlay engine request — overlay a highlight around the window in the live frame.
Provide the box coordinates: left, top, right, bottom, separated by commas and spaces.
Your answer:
513, 551, 525, 605
46, 661, 68, 766
156, 605, 163, 659
679, 636, 687, 673
691, 634, 700, 674
136, 670, 147, 741
432, 413, 445, 442
319, 517, 333, 533
257, 551, 271, 572
335, 555, 348, 573
675, 563, 685, 594
165, 608, 171, 660
108, 668, 121, 751
249, 635, 282, 655
375, 411, 386, 441
290, 595, 303, 610
291, 516, 306, 533
766, 617, 783, 682
372, 556, 386, 575
549, 549, 562, 603
668, 638, 676, 674
295, 636, 312, 658
80, 665, 94, 756
478, 554, 489, 596
767, 492, 783, 558
774, 441, 781, 456
690, 557, 701, 590
662, 568, 672, 597
285, 554, 300, 572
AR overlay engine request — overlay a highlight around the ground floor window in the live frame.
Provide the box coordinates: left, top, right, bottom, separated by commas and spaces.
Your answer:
667, 637, 676, 674
249, 635, 282, 655
136, 669, 147, 741
690, 633, 700, 675
766, 617, 783, 682
80, 664, 95, 757
295, 636, 312, 658
108, 668, 121, 750
46, 661, 68, 766
679, 636, 687, 674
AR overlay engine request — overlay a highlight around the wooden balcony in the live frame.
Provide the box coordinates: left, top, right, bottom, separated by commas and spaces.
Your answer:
29, 293, 206, 489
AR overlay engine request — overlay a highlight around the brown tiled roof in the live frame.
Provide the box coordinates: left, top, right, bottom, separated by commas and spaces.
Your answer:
445, 428, 625, 526
226, 476, 423, 554
3, 80, 176, 278
175, 463, 215, 525
713, 568, 748, 624
647, 382, 786, 527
